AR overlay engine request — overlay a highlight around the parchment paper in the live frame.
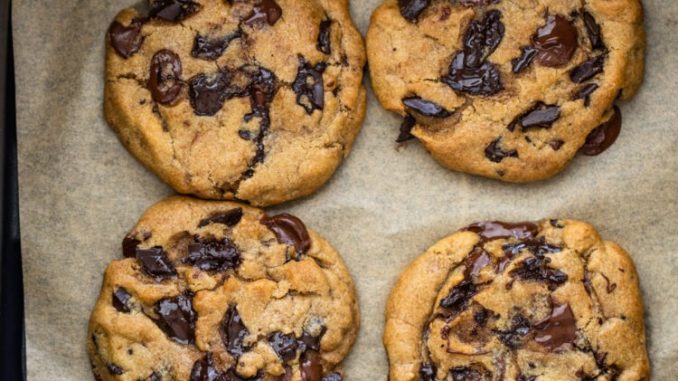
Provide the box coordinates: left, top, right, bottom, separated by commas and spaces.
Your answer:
13, 1, 678, 380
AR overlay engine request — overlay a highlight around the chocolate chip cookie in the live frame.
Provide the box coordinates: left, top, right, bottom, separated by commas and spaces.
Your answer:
384, 220, 649, 381
367, 1, 645, 182
105, 0, 366, 206
88, 196, 359, 381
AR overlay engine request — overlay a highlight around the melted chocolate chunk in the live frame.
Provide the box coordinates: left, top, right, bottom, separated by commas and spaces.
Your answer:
462, 10, 504, 66
495, 313, 531, 348
440, 280, 478, 315
533, 15, 578, 67
398, 0, 431, 22
192, 31, 242, 61
149, 49, 183, 105
580, 106, 622, 156
403, 97, 452, 118
573, 83, 599, 107
189, 71, 233, 116
463, 221, 539, 244
136, 246, 177, 279
184, 237, 241, 272
112, 287, 132, 313
221, 305, 250, 357
300, 351, 323, 381
298, 326, 326, 353
465, 247, 492, 278
450, 364, 491, 381
150, 0, 201, 22
189, 353, 223, 381
154, 293, 196, 345
122, 235, 141, 258
510, 256, 568, 290
396, 115, 416, 143
107, 363, 124, 375
420, 363, 437, 381
292, 57, 327, 114
509, 103, 560, 131
485, 138, 518, 163
268, 332, 299, 362
502, 238, 562, 258
321, 373, 342, 381
512, 46, 538, 73
570, 56, 605, 83
109, 19, 144, 59
534, 303, 577, 351
583, 12, 606, 51
261, 213, 312, 256
317, 20, 332, 54
198, 208, 244, 228
244, 0, 283, 27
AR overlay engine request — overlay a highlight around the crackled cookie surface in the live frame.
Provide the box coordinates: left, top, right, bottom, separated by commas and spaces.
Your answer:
105, 0, 366, 206
385, 220, 649, 381
88, 197, 359, 381
367, 0, 645, 182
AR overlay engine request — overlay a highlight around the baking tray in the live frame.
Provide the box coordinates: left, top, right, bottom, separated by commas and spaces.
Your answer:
0, 0, 26, 380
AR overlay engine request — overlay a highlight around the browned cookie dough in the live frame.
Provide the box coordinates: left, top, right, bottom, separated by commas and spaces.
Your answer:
367, 0, 645, 182
105, 0, 366, 206
385, 220, 649, 381
88, 197, 359, 381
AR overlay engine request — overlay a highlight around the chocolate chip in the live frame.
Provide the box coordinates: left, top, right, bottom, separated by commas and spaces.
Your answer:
221, 305, 250, 357
485, 138, 518, 163
149, 0, 201, 22
244, 0, 282, 27
154, 293, 196, 345
192, 31, 242, 61
403, 97, 452, 118
533, 15, 578, 67
580, 106, 622, 156
122, 235, 141, 258
321, 373, 342, 381
150, 372, 162, 381
463, 221, 539, 244
292, 57, 327, 114
184, 237, 241, 272
549, 139, 565, 151
509, 103, 560, 131
450, 364, 491, 381
300, 351, 323, 381
398, 0, 431, 22
474, 309, 490, 326
512, 46, 538, 73
495, 313, 531, 348
198, 208, 244, 228
396, 115, 416, 143
510, 256, 568, 290
189, 353, 222, 381
189, 71, 233, 116
268, 332, 299, 362
261, 213, 312, 256
109, 19, 144, 59
149, 49, 183, 105
420, 363, 437, 381
573, 83, 599, 107
317, 20, 332, 54
440, 280, 477, 315
534, 303, 577, 351
112, 287, 132, 313
570, 56, 605, 83
583, 12, 606, 51
107, 363, 124, 375
136, 246, 177, 279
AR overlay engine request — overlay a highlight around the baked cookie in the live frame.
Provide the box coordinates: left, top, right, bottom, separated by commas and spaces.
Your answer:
105, 0, 366, 206
88, 196, 359, 381
367, 0, 645, 182
384, 220, 649, 381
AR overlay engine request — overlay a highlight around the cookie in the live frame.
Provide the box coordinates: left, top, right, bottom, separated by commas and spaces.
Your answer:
384, 219, 649, 381
367, 0, 645, 182
87, 196, 359, 381
105, 0, 366, 206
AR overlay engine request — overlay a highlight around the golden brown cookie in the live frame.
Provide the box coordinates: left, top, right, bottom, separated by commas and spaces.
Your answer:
367, 0, 645, 182
87, 197, 359, 381
385, 219, 649, 381
105, 0, 366, 206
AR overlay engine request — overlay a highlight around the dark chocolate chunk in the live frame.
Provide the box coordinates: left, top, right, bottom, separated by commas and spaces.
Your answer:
509, 103, 560, 131
149, 49, 183, 105
189, 353, 223, 381
573, 83, 599, 107
464, 247, 492, 278
261, 213, 312, 256
420, 363, 437, 381
122, 235, 141, 258
512, 46, 538, 73
321, 373, 342, 381
502, 238, 562, 258
136, 246, 177, 279
300, 351, 323, 381
241, 67, 278, 173
440, 280, 477, 315
462, 10, 504, 66
403, 97, 452, 118
485, 138, 518, 163
192, 31, 242, 61
474, 308, 490, 326
450, 364, 491, 381
298, 326, 326, 353
184, 237, 241, 272
292, 57, 327, 114
109, 19, 144, 59
150, 0, 201, 22
549, 139, 565, 151
495, 313, 531, 348
268, 332, 299, 362
580, 106, 622, 156
534, 303, 577, 351
189, 71, 233, 116
398, 0, 431, 22
463, 221, 539, 244
533, 15, 578, 67
510, 256, 568, 290
150, 372, 162, 381
583, 12, 606, 51
107, 363, 124, 376
317, 20, 332, 54
244, 0, 283, 27
198, 208, 244, 228
112, 287, 132, 313
570, 56, 605, 83
154, 293, 196, 345
221, 305, 250, 357
396, 115, 416, 143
